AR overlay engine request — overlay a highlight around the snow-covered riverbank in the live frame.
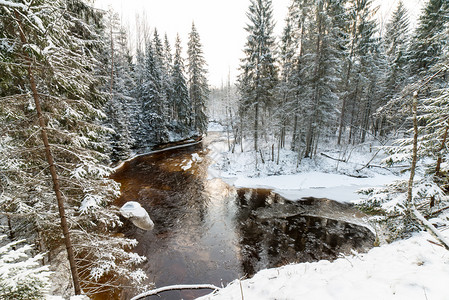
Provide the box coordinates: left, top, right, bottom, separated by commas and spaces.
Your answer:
198, 230, 449, 300
201, 128, 449, 300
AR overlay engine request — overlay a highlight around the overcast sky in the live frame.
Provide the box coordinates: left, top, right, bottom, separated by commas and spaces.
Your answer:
94, 0, 426, 87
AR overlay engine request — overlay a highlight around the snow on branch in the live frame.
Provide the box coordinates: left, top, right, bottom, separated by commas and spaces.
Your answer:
0, 0, 27, 10
130, 284, 221, 300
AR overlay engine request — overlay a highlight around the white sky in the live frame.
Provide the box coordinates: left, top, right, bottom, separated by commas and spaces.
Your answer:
94, 0, 426, 88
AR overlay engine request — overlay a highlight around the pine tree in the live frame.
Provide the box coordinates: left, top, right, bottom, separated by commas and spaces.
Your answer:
238, 0, 278, 152
187, 22, 209, 135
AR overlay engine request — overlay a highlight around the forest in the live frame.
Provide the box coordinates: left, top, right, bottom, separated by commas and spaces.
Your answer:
1, 0, 449, 299
210, 0, 449, 241
0, 0, 208, 298
211, 0, 448, 161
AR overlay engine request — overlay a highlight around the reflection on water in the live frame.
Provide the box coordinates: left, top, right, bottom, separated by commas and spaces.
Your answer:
235, 189, 374, 276
108, 143, 374, 299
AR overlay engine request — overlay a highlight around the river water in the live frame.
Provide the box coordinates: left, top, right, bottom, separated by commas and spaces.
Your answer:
108, 139, 374, 299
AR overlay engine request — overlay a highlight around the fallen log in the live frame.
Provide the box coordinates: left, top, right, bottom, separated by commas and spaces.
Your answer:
412, 208, 449, 251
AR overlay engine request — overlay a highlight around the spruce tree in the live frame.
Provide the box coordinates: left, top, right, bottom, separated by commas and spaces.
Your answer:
163, 33, 175, 122
103, 9, 135, 162
339, 0, 383, 144
152, 28, 169, 121
409, 0, 449, 75
277, 2, 299, 151
379, 1, 410, 135
187, 22, 209, 135
172, 34, 191, 135
138, 37, 168, 146
303, 0, 347, 156
0, 0, 146, 295
289, 0, 313, 153
238, 0, 278, 152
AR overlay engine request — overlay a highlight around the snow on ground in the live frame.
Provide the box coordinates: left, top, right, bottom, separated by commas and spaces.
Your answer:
206, 131, 408, 203
222, 171, 406, 202
207, 121, 226, 132
204, 128, 449, 300
199, 231, 449, 300
47, 296, 89, 300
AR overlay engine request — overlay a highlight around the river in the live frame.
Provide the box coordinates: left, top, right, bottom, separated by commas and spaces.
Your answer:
107, 135, 374, 299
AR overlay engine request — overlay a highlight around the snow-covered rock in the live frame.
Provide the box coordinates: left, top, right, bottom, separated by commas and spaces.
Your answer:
120, 201, 154, 230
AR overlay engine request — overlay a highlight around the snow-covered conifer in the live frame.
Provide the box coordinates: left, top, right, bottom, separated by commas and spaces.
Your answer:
409, 0, 449, 75
187, 22, 209, 135
171, 34, 191, 135
0, 235, 51, 300
0, 0, 146, 295
238, 0, 278, 152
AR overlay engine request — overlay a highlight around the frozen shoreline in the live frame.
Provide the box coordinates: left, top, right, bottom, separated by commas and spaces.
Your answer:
218, 171, 408, 203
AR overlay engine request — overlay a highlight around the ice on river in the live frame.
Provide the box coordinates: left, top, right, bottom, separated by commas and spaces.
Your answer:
224, 171, 407, 202
181, 153, 203, 170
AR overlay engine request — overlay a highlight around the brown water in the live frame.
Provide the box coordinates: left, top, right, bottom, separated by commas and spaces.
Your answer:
108, 141, 374, 299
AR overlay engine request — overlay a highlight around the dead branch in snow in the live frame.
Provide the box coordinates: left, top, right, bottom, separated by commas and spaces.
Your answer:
412, 208, 449, 251
130, 284, 221, 300
426, 205, 449, 219
320, 152, 346, 162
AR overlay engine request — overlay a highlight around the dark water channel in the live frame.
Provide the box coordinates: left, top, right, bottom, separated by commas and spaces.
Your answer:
109, 143, 374, 299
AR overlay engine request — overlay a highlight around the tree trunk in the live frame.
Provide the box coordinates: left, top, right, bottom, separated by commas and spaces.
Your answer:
305, 2, 323, 158
435, 124, 449, 176
277, 138, 281, 165
407, 92, 419, 208
240, 112, 244, 153
338, 14, 358, 145
110, 24, 114, 98
254, 101, 259, 151
14, 10, 81, 295
292, 114, 299, 151
361, 87, 373, 143
348, 78, 360, 145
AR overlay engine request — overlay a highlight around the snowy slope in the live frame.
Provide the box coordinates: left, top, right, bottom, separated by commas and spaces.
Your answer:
198, 231, 449, 300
